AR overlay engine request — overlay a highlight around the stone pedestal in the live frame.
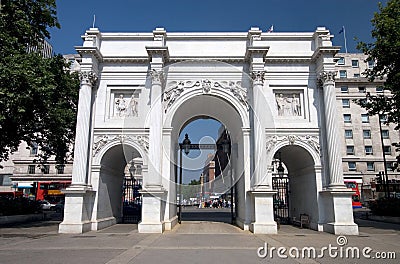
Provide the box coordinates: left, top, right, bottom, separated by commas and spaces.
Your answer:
320, 188, 359, 235
138, 188, 167, 233
249, 188, 278, 234
59, 186, 95, 233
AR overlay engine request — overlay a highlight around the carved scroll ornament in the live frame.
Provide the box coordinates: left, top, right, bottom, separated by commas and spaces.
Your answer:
266, 134, 320, 155
92, 134, 149, 157
163, 79, 248, 112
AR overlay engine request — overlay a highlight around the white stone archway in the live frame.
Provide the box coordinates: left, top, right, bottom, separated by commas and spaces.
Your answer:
162, 79, 252, 232
59, 26, 359, 235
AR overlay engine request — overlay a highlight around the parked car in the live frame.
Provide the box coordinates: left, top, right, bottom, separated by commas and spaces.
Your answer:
39, 200, 52, 210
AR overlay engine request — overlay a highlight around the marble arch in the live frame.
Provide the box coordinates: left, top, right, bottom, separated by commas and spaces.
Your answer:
59, 26, 359, 235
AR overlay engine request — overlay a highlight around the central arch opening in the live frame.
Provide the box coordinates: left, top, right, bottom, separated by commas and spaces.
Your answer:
165, 88, 249, 230
177, 118, 235, 223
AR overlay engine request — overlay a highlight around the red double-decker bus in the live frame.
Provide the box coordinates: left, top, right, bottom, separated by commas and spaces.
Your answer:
344, 181, 362, 209
36, 181, 71, 203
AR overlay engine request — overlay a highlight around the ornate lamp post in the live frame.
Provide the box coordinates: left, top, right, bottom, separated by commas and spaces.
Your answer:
277, 152, 284, 178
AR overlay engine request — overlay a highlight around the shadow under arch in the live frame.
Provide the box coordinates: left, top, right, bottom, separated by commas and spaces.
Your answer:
93, 143, 143, 228
272, 144, 321, 230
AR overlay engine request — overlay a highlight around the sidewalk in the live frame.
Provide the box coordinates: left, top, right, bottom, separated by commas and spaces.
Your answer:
0, 212, 399, 264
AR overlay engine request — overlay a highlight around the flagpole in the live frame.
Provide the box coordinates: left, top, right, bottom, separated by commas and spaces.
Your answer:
92, 14, 96, 28
343, 26, 348, 53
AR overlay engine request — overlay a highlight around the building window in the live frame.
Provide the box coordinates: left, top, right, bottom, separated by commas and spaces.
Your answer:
353, 73, 360, 78
342, 99, 350, 108
358, 86, 366, 93
338, 57, 345, 65
339, 70, 347, 78
382, 130, 389, 139
365, 146, 373, 155
363, 129, 371, 139
367, 162, 375, 171
346, 146, 355, 155
340, 86, 348, 93
30, 142, 38, 156
41, 165, 50, 174
345, 130, 353, 139
56, 165, 65, 174
28, 165, 36, 174
376, 86, 384, 93
348, 162, 357, 171
380, 115, 388, 123
361, 114, 369, 123
352, 60, 359, 67
368, 60, 374, 68
344, 114, 352, 123
384, 146, 391, 155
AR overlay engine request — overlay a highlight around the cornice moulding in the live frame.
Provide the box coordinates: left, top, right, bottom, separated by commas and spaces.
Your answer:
311, 46, 341, 61
145, 46, 170, 61
75, 46, 103, 62
100, 32, 316, 40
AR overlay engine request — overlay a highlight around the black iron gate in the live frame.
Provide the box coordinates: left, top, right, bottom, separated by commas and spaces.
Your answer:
272, 177, 290, 224
122, 177, 142, 223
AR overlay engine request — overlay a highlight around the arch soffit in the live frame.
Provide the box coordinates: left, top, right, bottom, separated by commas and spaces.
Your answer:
93, 137, 148, 167
163, 80, 250, 129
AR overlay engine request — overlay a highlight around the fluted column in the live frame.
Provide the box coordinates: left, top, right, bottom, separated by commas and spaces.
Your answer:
146, 69, 164, 188
71, 71, 97, 185
319, 71, 345, 188
251, 70, 267, 187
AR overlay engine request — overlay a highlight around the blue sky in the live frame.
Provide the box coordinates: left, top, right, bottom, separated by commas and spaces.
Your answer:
50, 0, 385, 54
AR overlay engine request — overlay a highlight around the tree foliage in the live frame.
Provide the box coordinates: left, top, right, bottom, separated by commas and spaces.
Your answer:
0, 0, 80, 166
357, 0, 400, 170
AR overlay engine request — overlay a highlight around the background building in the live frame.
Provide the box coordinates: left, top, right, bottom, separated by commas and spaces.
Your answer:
335, 53, 400, 201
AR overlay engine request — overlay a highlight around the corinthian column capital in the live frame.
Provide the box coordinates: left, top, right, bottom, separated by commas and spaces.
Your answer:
149, 69, 164, 84
318, 71, 336, 87
79, 71, 98, 86
251, 70, 266, 85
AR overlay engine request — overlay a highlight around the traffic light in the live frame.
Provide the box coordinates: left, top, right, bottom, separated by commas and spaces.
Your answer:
375, 172, 383, 184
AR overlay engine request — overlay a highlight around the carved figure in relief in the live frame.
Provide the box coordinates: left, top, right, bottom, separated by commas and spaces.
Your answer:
128, 95, 138, 117
291, 94, 301, 116
276, 94, 286, 116
115, 94, 127, 117
276, 93, 301, 116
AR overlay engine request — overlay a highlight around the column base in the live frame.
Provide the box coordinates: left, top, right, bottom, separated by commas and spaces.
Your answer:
59, 221, 92, 234
249, 188, 278, 234
250, 223, 278, 234
320, 188, 359, 235
138, 222, 165, 233
91, 217, 117, 231
163, 216, 178, 231
138, 187, 167, 234
58, 185, 95, 234
324, 223, 359, 235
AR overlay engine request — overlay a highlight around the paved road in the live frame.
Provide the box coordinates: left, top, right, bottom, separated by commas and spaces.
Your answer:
0, 209, 399, 264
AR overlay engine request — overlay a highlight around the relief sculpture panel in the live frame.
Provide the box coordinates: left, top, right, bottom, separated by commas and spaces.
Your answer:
275, 93, 302, 117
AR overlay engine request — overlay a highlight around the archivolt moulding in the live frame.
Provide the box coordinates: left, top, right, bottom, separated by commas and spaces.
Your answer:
266, 134, 320, 156
92, 134, 149, 157
163, 79, 248, 112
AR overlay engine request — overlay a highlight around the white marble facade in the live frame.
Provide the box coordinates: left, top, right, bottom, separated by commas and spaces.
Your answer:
59, 27, 358, 235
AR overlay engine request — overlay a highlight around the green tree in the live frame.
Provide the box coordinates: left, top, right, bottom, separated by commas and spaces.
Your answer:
0, 0, 80, 166
188, 179, 201, 185
357, 0, 400, 170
